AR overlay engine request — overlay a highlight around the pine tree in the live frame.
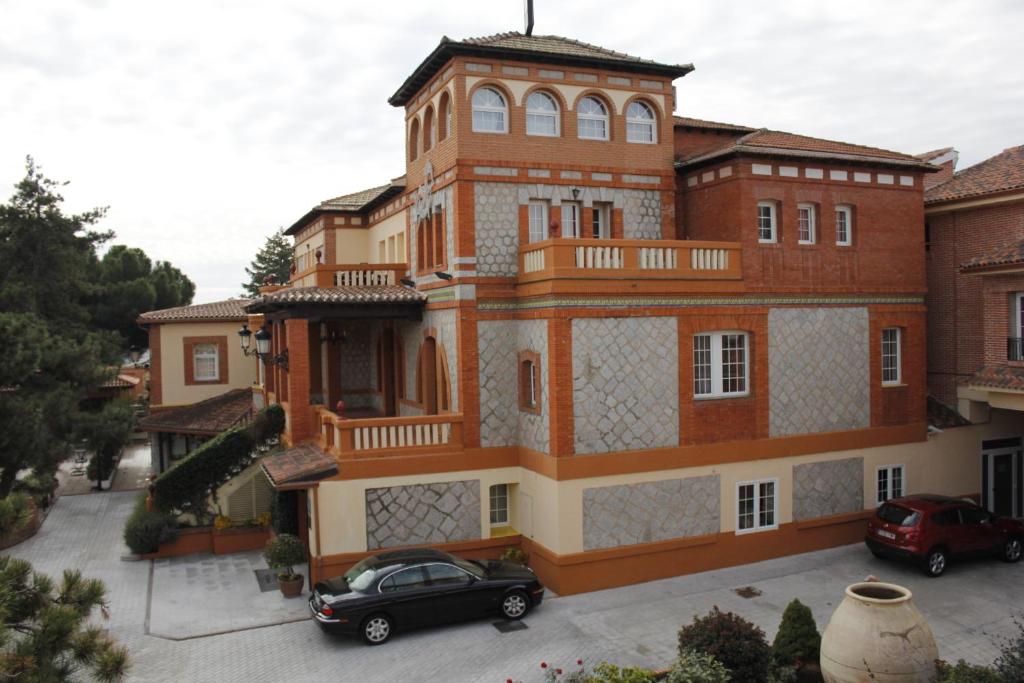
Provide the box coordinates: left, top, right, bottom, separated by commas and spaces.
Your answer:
242, 228, 293, 296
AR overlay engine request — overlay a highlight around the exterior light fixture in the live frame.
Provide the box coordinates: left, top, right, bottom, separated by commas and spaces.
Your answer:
400, 277, 416, 288
570, 186, 580, 200
238, 324, 256, 356
434, 271, 453, 281
128, 345, 141, 364
238, 323, 288, 371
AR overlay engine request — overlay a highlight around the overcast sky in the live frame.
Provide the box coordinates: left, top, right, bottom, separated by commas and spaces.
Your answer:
2, 0, 1021, 303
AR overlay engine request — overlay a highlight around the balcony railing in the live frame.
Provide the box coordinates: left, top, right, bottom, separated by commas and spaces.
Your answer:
290, 263, 408, 288
1009, 337, 1024, 361
317, 407, 463, 458
518, 238, 742, 281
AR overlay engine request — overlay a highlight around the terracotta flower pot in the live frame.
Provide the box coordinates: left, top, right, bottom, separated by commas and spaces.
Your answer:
277, 574, 304, 598
820, 582, 938, 683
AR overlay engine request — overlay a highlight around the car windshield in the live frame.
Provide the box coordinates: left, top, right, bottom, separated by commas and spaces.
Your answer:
343, 557, 379, 592
877, 503, 920, 527
450, 557, 485, 579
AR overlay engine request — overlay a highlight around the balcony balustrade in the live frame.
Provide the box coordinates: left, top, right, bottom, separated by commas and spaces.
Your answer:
290, 263, 408, 288
316, 407, 463, 458
1009, 337, 1024, 361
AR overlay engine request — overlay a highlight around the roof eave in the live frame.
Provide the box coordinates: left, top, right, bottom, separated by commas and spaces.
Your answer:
676, 146, 939, 173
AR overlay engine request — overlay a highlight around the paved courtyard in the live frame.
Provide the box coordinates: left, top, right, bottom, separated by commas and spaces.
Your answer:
6, 491, 1023, 682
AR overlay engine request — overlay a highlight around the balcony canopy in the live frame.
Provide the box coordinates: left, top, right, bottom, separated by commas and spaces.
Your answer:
245, 285, 425, 320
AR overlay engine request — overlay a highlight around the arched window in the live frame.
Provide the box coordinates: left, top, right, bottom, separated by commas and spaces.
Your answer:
471, 87, 507, 133
626, 101, 656, 143
409, 118, 420, 161
438, 91, 451, 141
526, 91, 559, 136
423, 106, 435, 151
577, 96, 608, 140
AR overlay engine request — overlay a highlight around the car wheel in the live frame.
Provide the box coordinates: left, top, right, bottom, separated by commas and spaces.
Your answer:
924, 548, 948, 577
1003, 537, 1023, 563
361, 614, 393, 645
501, 590, 529, 620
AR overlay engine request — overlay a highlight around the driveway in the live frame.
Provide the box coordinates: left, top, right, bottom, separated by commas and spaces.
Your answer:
6, 492, 1022, 682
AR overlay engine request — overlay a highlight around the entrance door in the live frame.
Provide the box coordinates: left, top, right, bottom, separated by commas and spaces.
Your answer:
984, 437, 1022, 518
992, 453, 1015, 517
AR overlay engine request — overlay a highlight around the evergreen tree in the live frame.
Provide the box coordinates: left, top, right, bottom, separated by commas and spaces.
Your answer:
0, 555, 129, 682
242, 228, 292, 296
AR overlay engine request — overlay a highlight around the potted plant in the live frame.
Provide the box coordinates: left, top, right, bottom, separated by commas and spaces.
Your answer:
263, 533, 306, 598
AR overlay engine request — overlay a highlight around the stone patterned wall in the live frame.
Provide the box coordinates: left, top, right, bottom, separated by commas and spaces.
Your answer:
768, 308, 870, 436
793, 457, 864, 521
365, 480, 481, 549
477, 319, 549, 452
475, 183, 520, 277
398, 308, 459, 412
622, 189, 662, 240
582, 475, 720, 550
572, 317, 679, 455
337, 323, 374, 409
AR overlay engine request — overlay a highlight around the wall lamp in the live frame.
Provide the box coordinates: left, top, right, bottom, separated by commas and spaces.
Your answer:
400, 277, 416, 288
238, 323, 289, 371
434, 271, 453, 281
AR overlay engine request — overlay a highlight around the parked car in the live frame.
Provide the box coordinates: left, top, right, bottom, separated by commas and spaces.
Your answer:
309, 547, 545, 644
865, 494, 1024, 577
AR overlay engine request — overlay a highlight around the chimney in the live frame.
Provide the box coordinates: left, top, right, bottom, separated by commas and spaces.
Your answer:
524, 0, 535, 36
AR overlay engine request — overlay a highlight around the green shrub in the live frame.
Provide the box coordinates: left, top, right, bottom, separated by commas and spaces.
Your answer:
264, 533, 305, 580
579, 663, 654, 683
678, 606, 771, 683
500, 546, 529, 565
13, 473, 58, 508
123, 493, 179, 554
665, 649, 730, 683
0, 493, 34, 538
994, 615, 1024, 682
87, 449, 117, 483
935, 659, 1002, 683
772, 599, 821, 668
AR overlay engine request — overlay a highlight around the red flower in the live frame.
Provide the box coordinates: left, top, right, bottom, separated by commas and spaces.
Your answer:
577, 659, 583, 666
507, 679, 513, 683
540, 662, 548, 669
556, 669, 563, 675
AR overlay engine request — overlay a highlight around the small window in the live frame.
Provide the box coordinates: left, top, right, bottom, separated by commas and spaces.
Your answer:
626, 101, 656, 143
591, 203, 611, 239
425, 563, 472, 586
577, 96, 608, 140
561, 202, 581, 238
737, 479, 777, 533
876, 465, 905, 504
379, 566, 428, 593
518, 352, 540, 413
1012, 292, 1024, 359
797, 203, 816, 244
757, 202, 777, 243
408, 118, 420, 161
423, 106, 435, 151
489, 484, 509, 526
528, 201, 549, 243
526, 91, 559, 137
193, 343, 219, 381
882, 327, 901, 385
472, 87, 507, 133
693, 332, 749, 398
438, 91, 452, 141
835, 205, 853, 246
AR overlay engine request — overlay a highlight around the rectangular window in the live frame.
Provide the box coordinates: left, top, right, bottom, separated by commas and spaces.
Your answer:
757, 202, 777, 243
528, 201, 549, 243
835, 205, 853, 245
877, 465, 905, 504
882, 327, 901, 385
518, 351, 541, 413
193, 343, 219, 381
737, 479, 777, 533
693, 332, 749, 398
591, 203, 611, 239
489, 484, 509, 525
798, 203, 816, 244
561, 202, 581, 238
378, 240, 387, 263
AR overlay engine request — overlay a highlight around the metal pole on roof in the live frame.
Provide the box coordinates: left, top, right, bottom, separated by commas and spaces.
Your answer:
524, 0, 534, 36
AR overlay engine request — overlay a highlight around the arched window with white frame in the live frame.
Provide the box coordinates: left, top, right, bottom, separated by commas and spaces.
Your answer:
526, 91, 559, 137
626, 100, 656, 143
471, 87, 507, 133
576, 96, 608, 140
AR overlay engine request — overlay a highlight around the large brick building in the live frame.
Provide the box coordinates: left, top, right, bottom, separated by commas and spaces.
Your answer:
144, 28, 1020, 594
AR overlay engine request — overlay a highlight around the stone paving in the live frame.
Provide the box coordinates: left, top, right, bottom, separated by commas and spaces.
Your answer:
5, 492, 1024, 682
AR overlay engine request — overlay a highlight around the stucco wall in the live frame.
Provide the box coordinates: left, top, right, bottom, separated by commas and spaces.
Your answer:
155, 321, 258, 407
367, 211, 407, 264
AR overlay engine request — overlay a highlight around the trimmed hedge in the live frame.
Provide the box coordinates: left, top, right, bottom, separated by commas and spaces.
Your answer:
679, 606, 771, 683
771, 599, 821, 669
123, 493, 179, 554
151, 404, 284, 523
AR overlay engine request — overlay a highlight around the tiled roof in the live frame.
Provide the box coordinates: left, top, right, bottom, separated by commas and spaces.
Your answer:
390, 32, 692, 106
245, 285, 425, 313
261, 443, 338, 488
966, 365, 1024, 393
138, 389, 254, 435
673, 116, 757, 133
915, 147, 955, 162
137, 299, 252, 324
925, 145, 1024, 204
285, 178, 406, 235
99, 374, 138, 390
677, 128, 936, 170
960, 240, 1024, 273
927, 396, 971, 429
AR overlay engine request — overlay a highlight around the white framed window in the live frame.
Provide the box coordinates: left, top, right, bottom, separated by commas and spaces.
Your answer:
193, 343, 219, 381
471, 87, 507, 133
561, 202, 581, 238
882, 327, 901, 385
526, 91, 559, 137
489, 484, 509, 526
797, 203, 816, 244
528, 201, 549, 243
577, 96, 608, 140
876, 465, 905, 504
591, 202, 611, 239
737, 479, 777, 533
626, 101, 656, 143
693, 332, 749, 398
757, 202, 777, 243
835, 205, 853, 245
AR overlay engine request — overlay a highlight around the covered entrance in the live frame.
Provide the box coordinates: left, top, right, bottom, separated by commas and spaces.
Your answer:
982, 437, 1023, 518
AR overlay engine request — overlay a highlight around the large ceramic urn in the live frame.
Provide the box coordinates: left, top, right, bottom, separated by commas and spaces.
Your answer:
820, 582, 939, 683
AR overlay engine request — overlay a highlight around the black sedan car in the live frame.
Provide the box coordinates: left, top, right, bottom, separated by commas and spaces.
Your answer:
309, 548, 545, 644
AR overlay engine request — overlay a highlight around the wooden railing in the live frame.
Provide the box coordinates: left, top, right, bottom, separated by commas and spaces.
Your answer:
317, 407, 463, 458
519, 239, 742, 280
290, 263, 408, 288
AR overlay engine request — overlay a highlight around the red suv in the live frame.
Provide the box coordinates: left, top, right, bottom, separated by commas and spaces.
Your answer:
865, 494, 1024, 577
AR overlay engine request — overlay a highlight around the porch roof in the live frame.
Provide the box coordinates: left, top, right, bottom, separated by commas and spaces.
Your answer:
138, 388, 253, 436
260, 443, 338, 489
244, 285, 425, 318
966, 365, 1024, 393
